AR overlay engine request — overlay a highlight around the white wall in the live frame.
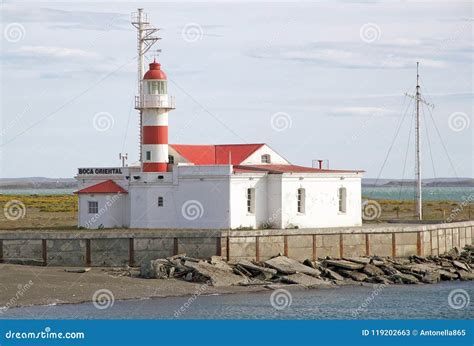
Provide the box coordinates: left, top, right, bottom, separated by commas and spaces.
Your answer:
266, 175, 283, 228
129, 165, 232, 229
240, 145, 290, 165
229, 174, 268, 229
78, 193, 128, 229
280, 175, 362, 228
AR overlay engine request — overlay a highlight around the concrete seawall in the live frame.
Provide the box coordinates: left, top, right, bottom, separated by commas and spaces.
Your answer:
0, 221, 472, 267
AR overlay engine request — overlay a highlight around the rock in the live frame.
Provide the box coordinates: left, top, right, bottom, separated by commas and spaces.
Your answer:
362, 264, 385, 277
452, 260, 470, 272
184, 272, 193, 281
344, 257, 371, 265
303, 259, 317, 269
324, 259, 364, 270
457, 270, 474, 281
340, 270, 369, 282
440, 260, 453, 268
410, 255, 427, 263
282, 273, 332, 287
371, 259, 385, 266
209, 256, 233, 271
446, 247, 460, 257
322, 268, 344, 281
140, 259, 170, 279
403, 263, 438, 275
373, 276, 393, 285
421, 271, 440, 284
337, 278, 363, 286
185, 261, 249, 287
380, 265, 399, 276
439, 269, 458, 280
237, 259, 277, 279
390, 272, 419, 284
265, 256, 321, 277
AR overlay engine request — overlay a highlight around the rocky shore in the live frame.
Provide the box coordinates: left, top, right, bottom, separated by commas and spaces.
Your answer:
139, 245, 474, 288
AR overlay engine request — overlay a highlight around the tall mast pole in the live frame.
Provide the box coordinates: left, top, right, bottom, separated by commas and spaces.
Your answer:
137, 9, 145, 101
415, 62, 422, 220
137, 9, 144, 164
132, 9, 160, 165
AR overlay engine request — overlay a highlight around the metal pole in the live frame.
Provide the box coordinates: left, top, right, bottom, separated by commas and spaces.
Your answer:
415, 62, 422, 220
137, 9, 144, 166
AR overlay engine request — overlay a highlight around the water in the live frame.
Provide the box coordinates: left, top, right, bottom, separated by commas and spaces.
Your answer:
1, 187, 473, 201
364, 186, 473, 202
2, 282, 472, 319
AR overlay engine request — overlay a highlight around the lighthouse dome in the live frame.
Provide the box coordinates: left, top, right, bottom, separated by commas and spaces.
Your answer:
143, 61, 167, 80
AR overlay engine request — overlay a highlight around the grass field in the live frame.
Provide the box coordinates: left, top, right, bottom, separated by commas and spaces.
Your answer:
0, 194, 472, 230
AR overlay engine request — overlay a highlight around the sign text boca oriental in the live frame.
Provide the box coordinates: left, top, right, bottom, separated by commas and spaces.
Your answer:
78, 168, 123, 175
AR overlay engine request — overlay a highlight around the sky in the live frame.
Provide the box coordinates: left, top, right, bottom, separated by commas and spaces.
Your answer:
0, 0, 472, 179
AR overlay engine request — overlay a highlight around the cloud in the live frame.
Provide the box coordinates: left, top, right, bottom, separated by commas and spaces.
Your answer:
328, 106, 398, 117
2, 5, 128, 31
247, 37, 472, 69
8, 46, 100, 59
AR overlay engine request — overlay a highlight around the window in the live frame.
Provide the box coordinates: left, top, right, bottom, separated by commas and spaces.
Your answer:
158, 197, 164, 207
146, 151, 151, 161
261, 154, 271, 163
297, 188, 306, 213
168, 155, 175, 164
147, 81, 167, 95
338, 187, 347, 213
88, 201, 98, 214
247, 188, 255, 213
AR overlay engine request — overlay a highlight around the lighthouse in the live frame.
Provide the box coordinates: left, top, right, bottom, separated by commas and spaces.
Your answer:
136, 60, 175, 172
132, 8, 175, 173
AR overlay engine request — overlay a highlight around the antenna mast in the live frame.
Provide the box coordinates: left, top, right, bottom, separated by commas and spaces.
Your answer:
415, 62, 422, 220
404, 62, 434, 221
131, 9, 161, 164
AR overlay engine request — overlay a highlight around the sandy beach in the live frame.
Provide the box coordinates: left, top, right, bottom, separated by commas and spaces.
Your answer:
0, 264, 268, 309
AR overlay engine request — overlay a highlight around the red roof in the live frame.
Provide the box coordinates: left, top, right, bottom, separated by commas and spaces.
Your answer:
170, 144, 264, 165
143, 61, 167, 80
75, 180, 128, 194
233, 164, 363, 174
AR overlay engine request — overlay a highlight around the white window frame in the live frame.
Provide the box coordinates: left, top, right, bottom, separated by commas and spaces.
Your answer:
158, 196, 164, 207
297, 188, 306, 214
247, 188, 255, 214
146, 151, 151, 161
338, 187, 347, 213
88, 201, 98, 214
168, 155, 175, 164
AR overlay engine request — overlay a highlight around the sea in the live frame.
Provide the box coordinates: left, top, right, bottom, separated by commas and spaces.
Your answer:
0, 186, 473, 201
1, 281, 472, 319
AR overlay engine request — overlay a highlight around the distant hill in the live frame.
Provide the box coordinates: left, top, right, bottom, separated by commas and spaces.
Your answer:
363, 178, 474, 187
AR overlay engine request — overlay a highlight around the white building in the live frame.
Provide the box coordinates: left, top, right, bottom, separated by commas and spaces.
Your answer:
75, 11, 363, 230
76, 141, 363, 229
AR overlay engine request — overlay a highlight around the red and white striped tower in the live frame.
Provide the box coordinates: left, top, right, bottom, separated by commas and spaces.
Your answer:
136, 60, 175, 172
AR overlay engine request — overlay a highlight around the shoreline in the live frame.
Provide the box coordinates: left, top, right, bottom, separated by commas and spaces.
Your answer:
1, 260, 471, 311
0, 264, 271, 311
